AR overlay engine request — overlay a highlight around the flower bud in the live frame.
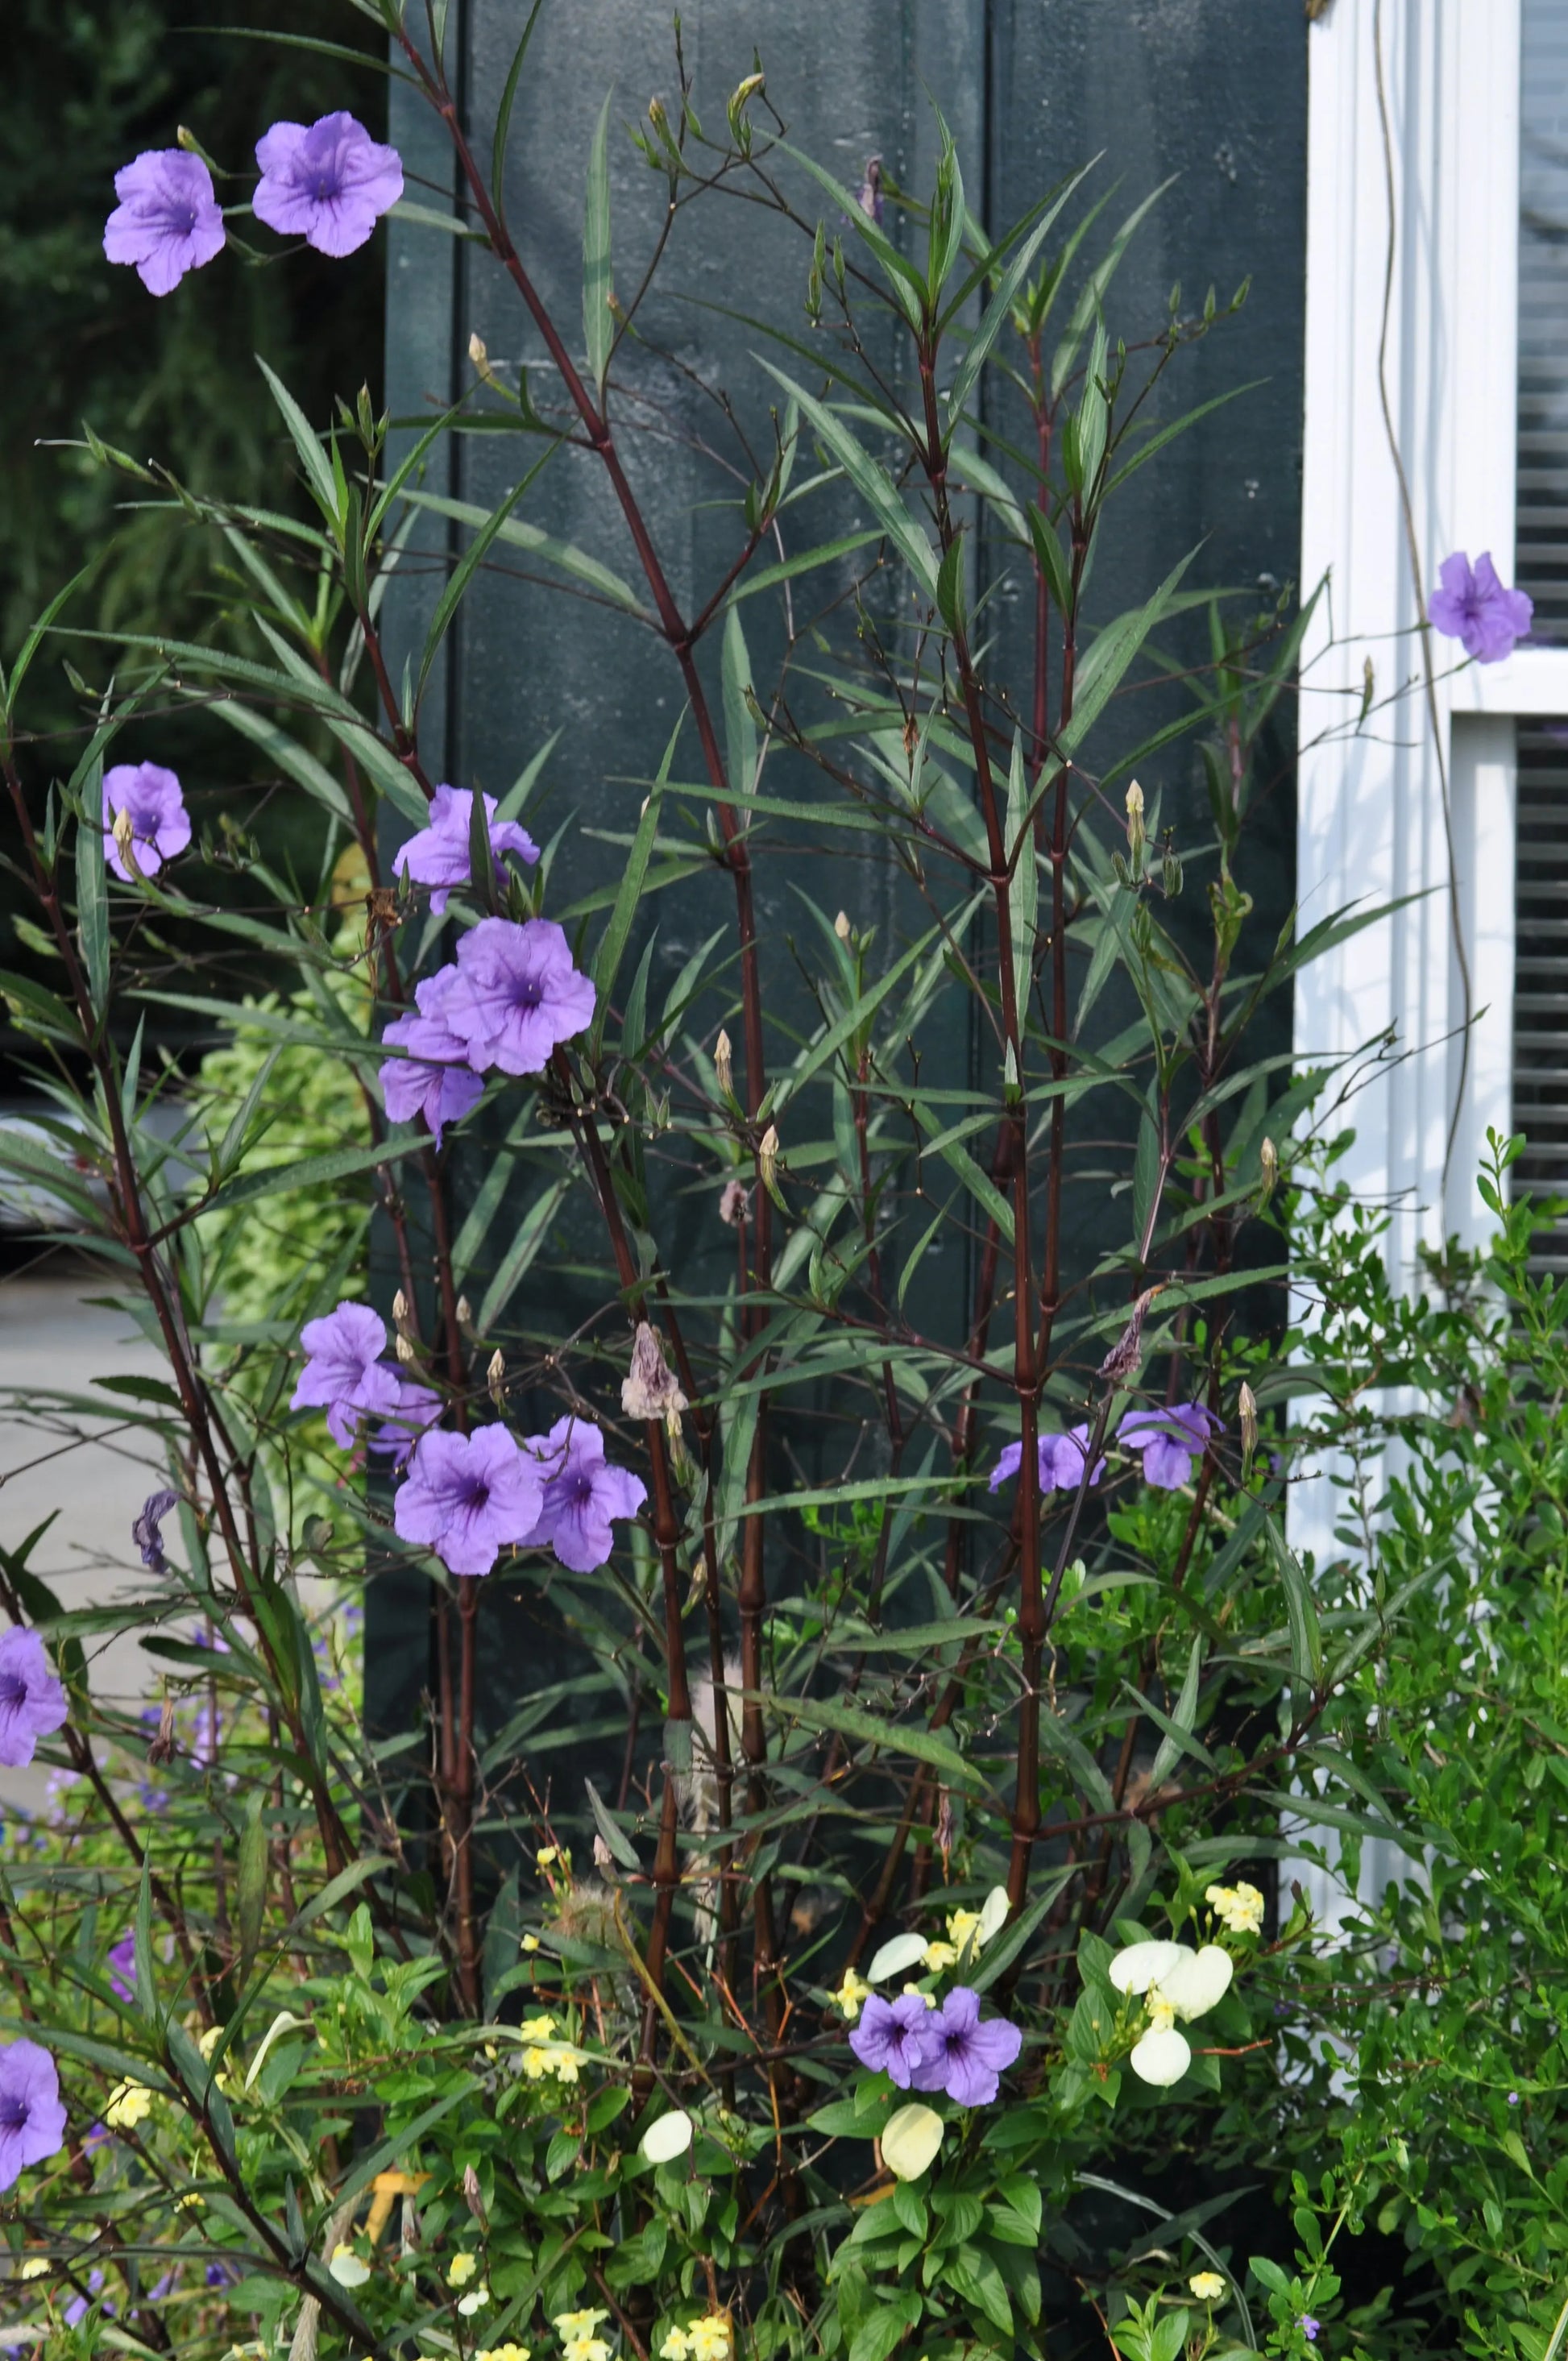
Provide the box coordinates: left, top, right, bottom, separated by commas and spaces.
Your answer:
758, 1123, 778, 1189
111, 806, 143, 882
394, 1332, 417, 1367
1238, 1379, 1258, 1474
834, 909, 852, 942
1125, 779, 1146, 865
1259, 1136, 1278, 1202
462, 2164, 487, 2230
593, 1832, 615, 1873
487, 1348, 507, 1408
715, 1028, 733, 1096
1161, 849, 1182, 898
456, 1294, 475, 1338
392, 1288, 414, 1338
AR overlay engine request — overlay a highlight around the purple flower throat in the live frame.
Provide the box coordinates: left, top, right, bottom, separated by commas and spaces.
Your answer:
0, 1673, 26, 1711
0, 2093, 29, 2131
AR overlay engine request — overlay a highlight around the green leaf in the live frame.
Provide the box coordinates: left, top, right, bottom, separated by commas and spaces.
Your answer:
1005, 731, 1035, 1027
584, 1779, 640, 1870
418, 445, 558, 703
848, 2295, 921, 2361
237, 1792, 267, 1977
778, 142, 927, 321
945, 160, 1097, 430
592, 717, 678, 1041
197, 1131, 427, 1222
74, 774, 110, 1018
1263, 1517, 1323, 1689
476, 1176, 570, 1331
1050, 180, 1176, 401
135, 1850, 157, 2022
400, 488, 645, 612
722, 604, 757, 795
315, 2086, 471, 2228
1147, 1636, 1205, 1787
758, 363, 940, 601
1060, 547, 1199, 755
0, 565, 95, 732
208, 703, 351, 822
1104, 382, 1264, 498
493, 0, 547, 201
760, 1689, 985, 1793
256, 359, 344, 533
583, 89, 616, 392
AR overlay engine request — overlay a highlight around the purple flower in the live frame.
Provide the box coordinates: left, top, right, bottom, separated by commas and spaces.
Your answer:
132, 1488, 180, 1574
856, 156, 885, 226
393, 783, 540, 915
910, 1985, 1023, 2107
1299, 2321, 1319, 2344
849, 1992, 942, 2089
423, 919, 596, 1077
989, 1425, 1106, 1495
1429, 551, 1533, 663
378, 978, 486, 1148
520, 1417, 647, 1574
0, 2038, 67, 2192
0, 1629, 68, 1769
253, 113, 404, 258
1509, 2090, 1521, 2106
393, 1426, 545, 1578
106, 1936, 137, 2005
369, 1376, 442, 1470
103, 151, 226, 296
291, 1302, 402, 1449
1118, 1402, 1220, 1490
102, 762, 191, 882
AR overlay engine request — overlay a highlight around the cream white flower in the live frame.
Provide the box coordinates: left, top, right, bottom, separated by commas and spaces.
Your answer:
1112, 1936, 1234, 2087
328, 2245, 371, 2288
554, 2312, 610, 2341
458, 2288, 492, 2317
1128, 2023, 1192, 2085
640, 2109, 694, 2164
880, 2102, 945, 2181
1189, 2271, 1226, 2301
446, 2253, 479, 2288
1107, 1939, 1186, 1996
866, 1931, 928, 1983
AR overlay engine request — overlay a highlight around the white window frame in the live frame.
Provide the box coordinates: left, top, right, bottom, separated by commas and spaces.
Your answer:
1295, 0, 1553, 1272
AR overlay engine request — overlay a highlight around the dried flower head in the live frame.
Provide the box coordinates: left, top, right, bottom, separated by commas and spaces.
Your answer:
621, 1322, 688, 1421
718, 1177, 750, 1227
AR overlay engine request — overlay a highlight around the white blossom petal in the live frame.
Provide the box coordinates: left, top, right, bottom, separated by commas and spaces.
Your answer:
1128, 2024, 1192, 2085
1108, 1939, 1188, 1996
881, 2102, 945, 2181
641, 2109, 694, 2164
1160, 1943, 1233, 2022
867, 1932, 930, 1983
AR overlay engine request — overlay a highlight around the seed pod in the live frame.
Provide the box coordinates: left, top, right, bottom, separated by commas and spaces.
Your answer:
715, 1028, 733, 1097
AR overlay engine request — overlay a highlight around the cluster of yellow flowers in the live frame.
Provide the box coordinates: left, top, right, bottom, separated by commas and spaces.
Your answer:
1204, 1881, 1264, 1936
475, 2346, 532, 2361
519, 2011, 581, 2085
659, 2315, 731, 2361
554, 2305, 612, 2361
104, 2080, 154, 2131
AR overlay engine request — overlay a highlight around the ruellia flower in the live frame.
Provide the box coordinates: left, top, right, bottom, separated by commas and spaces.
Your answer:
379, 981, 486, 1149
393, 1426, 546, 1577
393, 783, 540, 914
252, 113, 404, 257
131, 1488, 180, 1573
106, 1935, 137, 2005
291, 1302, 402, 1448
423, 919, 596, 1077
0, 2039, 67, 2190
1110, 1937, 1234, 2086
1429, 550, 1533, 663
0, 1629, 68, 1769
989, 1425, 1106, 1494
102, 152, 226, 295
1206, 1879, 1265, 1936
909, 1985, 1023, 2106
1118, 1401, 1220, 1490
101, 762, 191, 882
848, 1990, 940, 2089
520, 1417, 646, 1573
368, 1376, 442, 1471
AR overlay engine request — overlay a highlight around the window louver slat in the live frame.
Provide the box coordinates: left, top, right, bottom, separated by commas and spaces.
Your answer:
1512, 728, 1568, 1243
1517, 0, 1568, 638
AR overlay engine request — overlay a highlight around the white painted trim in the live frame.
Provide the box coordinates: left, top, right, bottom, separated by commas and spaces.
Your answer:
1447, 716, 1518, 1247
1295, 0, 1522, 1280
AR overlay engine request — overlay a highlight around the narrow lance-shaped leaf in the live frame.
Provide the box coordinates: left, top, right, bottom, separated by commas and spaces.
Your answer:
583, 89, 615, 393
75, 763, 110, 1019
944, 159, 1099, 431
758, 363, 940, 603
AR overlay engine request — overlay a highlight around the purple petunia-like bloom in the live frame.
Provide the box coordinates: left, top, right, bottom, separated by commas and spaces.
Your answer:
1429, 550, 1533, 664
910, 1985, 1023, 2107
0, 2038, 68, 2193
103, 150, 226, 296
253, 113, 404, 258
1299, 2322, 1320, 2344
520, 1417, 647, 1574
292, 1301, 403, 1449
106, 1935, 137, 2005
849, 1991, 941, 2089
102, 762, 192, 882
423, 918, 596, 1077
393, 1425, 545, 1578
378, 978, 487, 1150
0, 1629, 68, 1770
1118, 1401, 1220, 1491
370, 1376, 442, 1471
989, 1425, 1106, 1496
393, 783, 540, 915
133, 1488, 180, 1574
